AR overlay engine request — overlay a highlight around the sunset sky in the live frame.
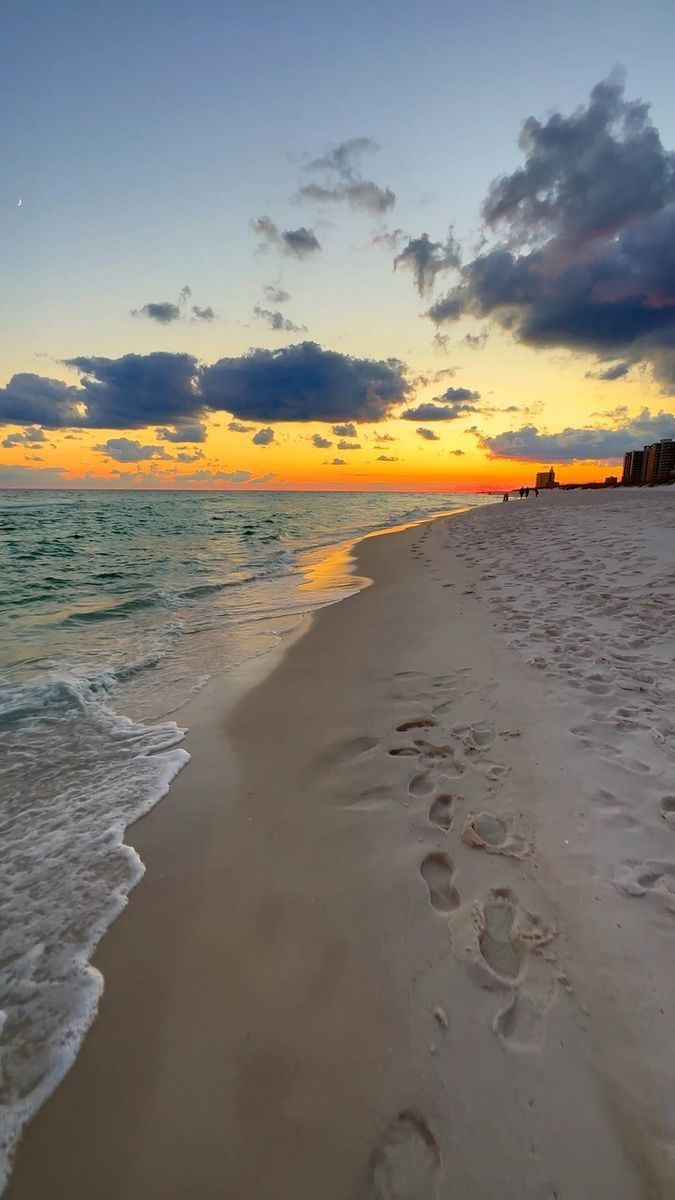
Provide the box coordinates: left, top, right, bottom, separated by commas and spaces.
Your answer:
3, 0, 675, 491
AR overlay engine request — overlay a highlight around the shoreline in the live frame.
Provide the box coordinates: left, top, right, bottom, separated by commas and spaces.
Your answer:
7, 491, 675, 1198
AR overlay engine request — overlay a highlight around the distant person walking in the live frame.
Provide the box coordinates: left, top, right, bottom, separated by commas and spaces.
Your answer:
502, 491, 509, 501
534, 487, 539, 497
525, 487, 530, 498
518, 486, 525, 499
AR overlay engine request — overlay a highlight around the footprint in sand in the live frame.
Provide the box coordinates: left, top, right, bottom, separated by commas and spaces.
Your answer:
429, 794, 456, 831
369, 1110, 440, 1200
409, 772, 435, 797
449, 888, 555, 1050
420, 851, 460, 914
396, 717, 437, 733
461, 811, 527, 858
660, 796, 675, 827
614, 861, 675, 904
452, 722, 496, 753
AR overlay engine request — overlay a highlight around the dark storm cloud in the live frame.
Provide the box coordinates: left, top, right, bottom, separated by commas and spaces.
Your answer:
252, 426, 275, 446
63, 353, 202, 428
401, 387, 480, 421
264, 286, 291, 304
201, 342, 409, 422
2, 426, 48, 448
156, 423, 207, 443
416, 427, 440, 441
473, 407, 675, 463
332, 422, 357, 437
298, 137, 395, 215
251, 216, 321, 258
253, 304, 306, 333
427, 75, 675, 389
394, 232, 461, 296
0, 345, 409, 432
311, 434, 332, 448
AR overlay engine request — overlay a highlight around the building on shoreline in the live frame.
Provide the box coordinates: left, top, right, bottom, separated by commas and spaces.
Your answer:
535, 467, 556, 489
622, 439, 675, 486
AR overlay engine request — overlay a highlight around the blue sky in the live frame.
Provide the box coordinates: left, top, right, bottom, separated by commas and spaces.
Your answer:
2, 0, 675, 488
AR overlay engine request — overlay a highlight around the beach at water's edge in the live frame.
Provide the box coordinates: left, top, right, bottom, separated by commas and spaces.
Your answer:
7, 489, 675, 1199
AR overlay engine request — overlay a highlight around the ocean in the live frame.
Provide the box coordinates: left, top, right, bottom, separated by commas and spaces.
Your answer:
0, 488, 492, 1187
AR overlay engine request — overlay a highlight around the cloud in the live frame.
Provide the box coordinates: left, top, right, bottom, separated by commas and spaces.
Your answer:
332, 422, 357, 437
228, 420, 254, 433
311, 434, 332, 448
427, 75, 675, 389
0, 463, 71, 486
298, 137, 395, 214
252, 426, 275, 446
325, 457, 346, 465
0, 344, 409, 432
253, 304, 306, 333
264, 286, 290, 304
2, 425, 48, 448
450, 449, 465, 456
462, 331, 488, 350
132, 301, 181, 324
191, 305, 216, 322
93, 437, 174, 463
201, 342, 409, 422
394, 232, 461, 296
373, 228, 408, 252
156, 423, 207, 443
336, 440, 361, 450
251, 216, 321, 258
175, 449, 204, 463
473, 407, 675, 462
181, 469, 255, 484
401, 387, 480, 421
586, 361, 631, 381
416, 427, 440, 441
374, 431, 396, 442
377, 454, 398, 461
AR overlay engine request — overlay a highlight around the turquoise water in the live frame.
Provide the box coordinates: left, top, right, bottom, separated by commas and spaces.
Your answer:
0, 488, 492, 1187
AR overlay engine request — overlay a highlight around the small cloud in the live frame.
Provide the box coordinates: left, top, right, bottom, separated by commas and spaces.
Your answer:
586, 361, 631, 381
416, 427, 440, 441
311, 433, 332, 448
253, 304, 306, 333
251, 215, 321, 258
228, 420, 255, 433
299, 137, 395, 214
462, 331, 488, 350
377, 454, 398, 461
325, 456, 346, 465
336, 440, 361, 450
192, 305, 216, 322
252, 426, 275, 446
93, 437, 174, 463
132, 301, 181, 325
450, 449, 465, 456
157, 423, 207, 443
2, 425, 47, 449
332, 422, 357, 437
374, 431, 396, 442
264, 285, 291, 304
175, 449, 205, 463
394, 232, 461, 296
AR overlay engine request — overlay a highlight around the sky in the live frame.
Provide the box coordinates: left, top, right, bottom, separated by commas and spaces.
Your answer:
2, 0, 675, 491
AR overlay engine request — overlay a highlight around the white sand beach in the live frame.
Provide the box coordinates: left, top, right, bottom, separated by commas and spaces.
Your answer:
6, 487, 675, 1199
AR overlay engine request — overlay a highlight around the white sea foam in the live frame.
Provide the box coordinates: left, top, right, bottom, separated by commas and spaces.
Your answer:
0, 671, 188, 1191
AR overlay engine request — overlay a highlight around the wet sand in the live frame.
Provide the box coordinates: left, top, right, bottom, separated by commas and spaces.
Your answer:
8, 494, 675, 1199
